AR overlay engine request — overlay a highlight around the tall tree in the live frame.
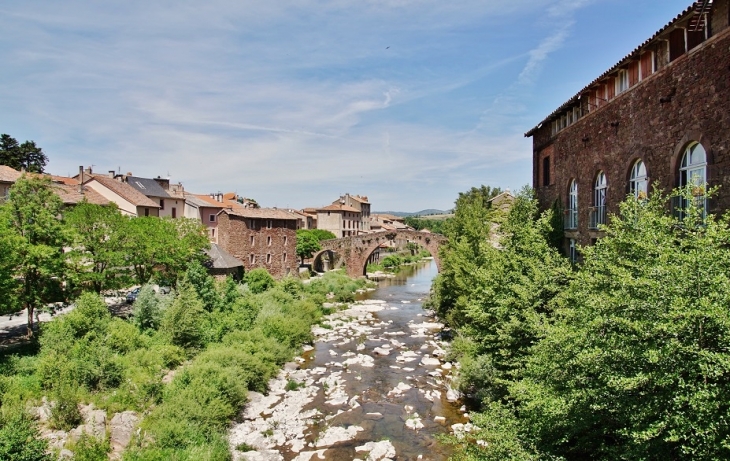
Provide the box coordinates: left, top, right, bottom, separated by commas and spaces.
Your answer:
65, 202, 128, 293
296, 230, 322, 264
2, 175, 70, 336
0, 134, 48, 173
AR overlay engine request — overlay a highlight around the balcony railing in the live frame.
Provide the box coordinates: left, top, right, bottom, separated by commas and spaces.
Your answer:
589, 205, 607, 230
564, 208, 578, 230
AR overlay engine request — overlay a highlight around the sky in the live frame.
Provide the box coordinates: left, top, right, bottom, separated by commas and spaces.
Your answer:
1, 0, 693, 212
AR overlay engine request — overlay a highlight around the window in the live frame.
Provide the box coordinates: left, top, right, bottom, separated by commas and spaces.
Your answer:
283, 236, 288, 246
250, 254, 255, 264
171, 207, 176, 218
250, 235, 254, 245
144, 208, 149, 217
266, 253, 271, 264
676, 142, 708, 218
267, 220, 272, 229
160, 199, 165, 210
590, 171, 607, 229
629, 160, 648, 199
617, 69, 629, 94
542, 156, 551, 186
569, 238, 577, 264
565, 180, 578, 230
209, 214, 216, 222
211, 228, 215, 238
283, 253, 287, 263
267, 236, 272, 246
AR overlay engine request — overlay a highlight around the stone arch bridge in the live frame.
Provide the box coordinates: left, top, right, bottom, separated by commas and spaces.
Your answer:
312, 230, 447, 278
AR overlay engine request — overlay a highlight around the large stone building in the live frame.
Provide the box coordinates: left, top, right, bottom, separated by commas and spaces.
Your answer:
315, 193, 371, 237
216, 207, 299, 278
527, 0, 730, 257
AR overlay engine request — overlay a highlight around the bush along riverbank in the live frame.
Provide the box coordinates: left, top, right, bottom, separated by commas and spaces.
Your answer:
366, 247, 432, 277
0, 264, 373, 461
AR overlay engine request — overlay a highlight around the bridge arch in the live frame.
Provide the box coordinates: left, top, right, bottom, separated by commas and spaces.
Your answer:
318, 230, 446, 278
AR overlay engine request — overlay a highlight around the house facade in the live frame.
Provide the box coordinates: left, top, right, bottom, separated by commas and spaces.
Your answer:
340, 194, 371, 232
215, 207, 299, 278
527, 1, 730, 255
316, 203, 362, 237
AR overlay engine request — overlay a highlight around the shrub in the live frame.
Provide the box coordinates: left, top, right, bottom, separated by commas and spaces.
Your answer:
132, 284, 162, 331
259, 314, 312, 350
244, 268, 275, 294
0, 409, 51, 461
71, 431, 110, 461
160, 278, 205, 349
49, 382, 82, 431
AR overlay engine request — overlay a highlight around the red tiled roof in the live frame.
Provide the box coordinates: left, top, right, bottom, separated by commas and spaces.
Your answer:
189, 193, 228, 208
87, 175, 160, 208
317, 203, 360, 213
220, 207, 300, 220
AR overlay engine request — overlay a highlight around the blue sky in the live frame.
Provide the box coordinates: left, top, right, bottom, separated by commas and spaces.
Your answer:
1, 0, 691, 211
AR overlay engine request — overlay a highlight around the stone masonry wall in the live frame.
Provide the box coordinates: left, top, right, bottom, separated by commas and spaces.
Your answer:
217, 213, 298, 278
532, 26, 730, 247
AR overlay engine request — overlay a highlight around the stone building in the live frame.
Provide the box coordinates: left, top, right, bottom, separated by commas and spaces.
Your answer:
216, 207, 299, 278
316, 203, 362, 237
526, 0, 730, 257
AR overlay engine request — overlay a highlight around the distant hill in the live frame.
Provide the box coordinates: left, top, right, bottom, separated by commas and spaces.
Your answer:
374, 209, 452, 218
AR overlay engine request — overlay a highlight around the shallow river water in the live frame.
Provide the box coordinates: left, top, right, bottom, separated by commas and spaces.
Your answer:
229, 260, 468, 461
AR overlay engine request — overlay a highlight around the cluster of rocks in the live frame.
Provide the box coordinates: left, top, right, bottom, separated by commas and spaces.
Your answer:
228, 298, 470, 461
32, 399, 139, 460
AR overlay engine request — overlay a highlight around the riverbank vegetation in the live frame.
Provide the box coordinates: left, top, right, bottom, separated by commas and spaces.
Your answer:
366, 245, 432, 274
434, 186, 730, 460
0, 267, 370, 460
0, 176, 372, 459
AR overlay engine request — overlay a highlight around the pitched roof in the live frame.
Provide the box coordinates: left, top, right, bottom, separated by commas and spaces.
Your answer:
52, 183, 110, 206
125, 176, 171, 198
88, 175, 160, 208
0, 166, 21, 183
185, 193, 228, 209
349, 195, 369, 203
525, 3, 696, 136
220, 207, 299, 220
317, 203, 360, 213
206, 243, 244, 269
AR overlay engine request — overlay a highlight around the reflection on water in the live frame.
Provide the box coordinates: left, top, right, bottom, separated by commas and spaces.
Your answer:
297, 259, 465, 461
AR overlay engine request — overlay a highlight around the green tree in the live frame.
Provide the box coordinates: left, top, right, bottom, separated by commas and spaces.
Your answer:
2, 176, 70, 336
0, 134, 48, 173
185, 260, 219, 312
123, 217, 209, 286
295, 230, 321, 264
244, 268, 275, 294
132, 284, 162, 331
65, 202, 127, 293
0, 410, 51, 461
308, 229, 337, 241
512, 189, 730, 460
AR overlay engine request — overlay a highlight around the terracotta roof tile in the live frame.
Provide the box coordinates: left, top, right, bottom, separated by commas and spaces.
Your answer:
221, 207, 299, 220
317, 203, 360, 213
53, 183, 110, 206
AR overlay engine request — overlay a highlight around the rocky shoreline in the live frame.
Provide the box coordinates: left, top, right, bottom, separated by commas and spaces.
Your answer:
228, 297, 475, 461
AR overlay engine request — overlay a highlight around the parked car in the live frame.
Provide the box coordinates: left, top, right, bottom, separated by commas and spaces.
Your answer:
126, 288, 141, 304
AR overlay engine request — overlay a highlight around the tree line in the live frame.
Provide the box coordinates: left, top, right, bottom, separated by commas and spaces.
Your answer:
433, 185, 730, 460
0, 175, 209, 336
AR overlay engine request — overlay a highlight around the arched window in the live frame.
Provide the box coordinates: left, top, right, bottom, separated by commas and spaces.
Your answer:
565, 180, 578, 230
677, 142, 707, 218
591, 171, 607, 228
679, 142, 707, 189
629, 160, 648, 199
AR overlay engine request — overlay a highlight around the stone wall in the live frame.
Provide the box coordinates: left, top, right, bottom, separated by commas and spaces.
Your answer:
531, 26, 730, 247
217, 214, 298, 278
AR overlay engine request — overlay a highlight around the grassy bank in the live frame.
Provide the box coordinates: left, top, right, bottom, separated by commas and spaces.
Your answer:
366, 249, 431, 273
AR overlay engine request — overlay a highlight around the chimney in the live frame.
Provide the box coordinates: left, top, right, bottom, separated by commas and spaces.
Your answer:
84, 166, 92, 175
108, 170, 115, 178
78, 166, 84, 193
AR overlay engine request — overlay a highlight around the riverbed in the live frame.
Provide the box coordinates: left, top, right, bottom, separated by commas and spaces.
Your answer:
229, 260, 469, 460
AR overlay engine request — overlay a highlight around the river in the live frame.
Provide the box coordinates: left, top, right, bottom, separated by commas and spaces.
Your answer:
229, 259, 468, 461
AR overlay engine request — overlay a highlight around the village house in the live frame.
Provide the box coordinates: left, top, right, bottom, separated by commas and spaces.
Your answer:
316, 203, 362, 238
80, 169, 160, 217
339, 194, 371, 233
215, 206, 299, 278
123, 175, 185, 219
527, 0, 730, 259
0, 165, 109, 207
